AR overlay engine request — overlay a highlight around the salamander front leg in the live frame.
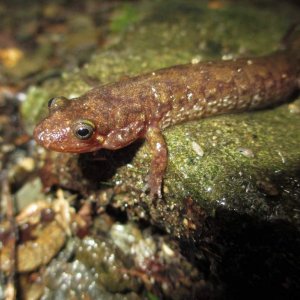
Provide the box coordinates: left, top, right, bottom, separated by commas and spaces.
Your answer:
145, 126, 168, 199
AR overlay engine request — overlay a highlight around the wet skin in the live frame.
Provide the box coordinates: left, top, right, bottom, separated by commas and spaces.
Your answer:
34, 29, 300, 198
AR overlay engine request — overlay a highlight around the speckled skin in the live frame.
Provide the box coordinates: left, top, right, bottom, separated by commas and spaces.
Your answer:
34, 30, 300, 198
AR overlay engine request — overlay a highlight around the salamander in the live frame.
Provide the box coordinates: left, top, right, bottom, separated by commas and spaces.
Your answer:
34, 27, 300, 198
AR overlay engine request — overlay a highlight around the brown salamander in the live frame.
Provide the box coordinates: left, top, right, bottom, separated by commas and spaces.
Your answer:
34, 27, 300, 198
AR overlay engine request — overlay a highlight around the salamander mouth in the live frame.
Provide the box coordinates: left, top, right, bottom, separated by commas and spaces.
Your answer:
46, 142, 102, 153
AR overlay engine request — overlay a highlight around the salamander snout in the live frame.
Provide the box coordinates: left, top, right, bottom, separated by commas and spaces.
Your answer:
33, 117, 72, 152
34, 114, 104, 153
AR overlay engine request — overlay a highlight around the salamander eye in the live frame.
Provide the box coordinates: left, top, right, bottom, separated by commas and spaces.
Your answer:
73, 120, 95, 140
48, 96, 68, 113
48, 98, 55, 108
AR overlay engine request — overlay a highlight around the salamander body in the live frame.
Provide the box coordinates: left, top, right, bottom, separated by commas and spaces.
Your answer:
34, 27, 300, 198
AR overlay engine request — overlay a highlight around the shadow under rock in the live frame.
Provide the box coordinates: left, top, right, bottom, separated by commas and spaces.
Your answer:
188, 208, 300, 300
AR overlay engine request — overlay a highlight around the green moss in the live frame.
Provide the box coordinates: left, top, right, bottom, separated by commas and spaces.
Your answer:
21, 86, 51, 131
114, 101, 300, 234
109, 3, 141, 33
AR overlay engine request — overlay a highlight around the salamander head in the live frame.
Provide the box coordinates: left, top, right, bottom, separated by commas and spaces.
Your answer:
34, 94, 146, 153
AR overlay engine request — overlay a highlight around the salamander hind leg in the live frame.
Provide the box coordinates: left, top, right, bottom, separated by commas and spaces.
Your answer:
145, 126, 168, 199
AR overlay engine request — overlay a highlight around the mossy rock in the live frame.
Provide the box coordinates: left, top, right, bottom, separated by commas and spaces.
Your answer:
22, 0, 300, 236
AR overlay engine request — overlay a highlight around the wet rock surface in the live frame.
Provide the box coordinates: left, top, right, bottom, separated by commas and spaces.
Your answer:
24, 0, 300, 230
1, 0, 300, 299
